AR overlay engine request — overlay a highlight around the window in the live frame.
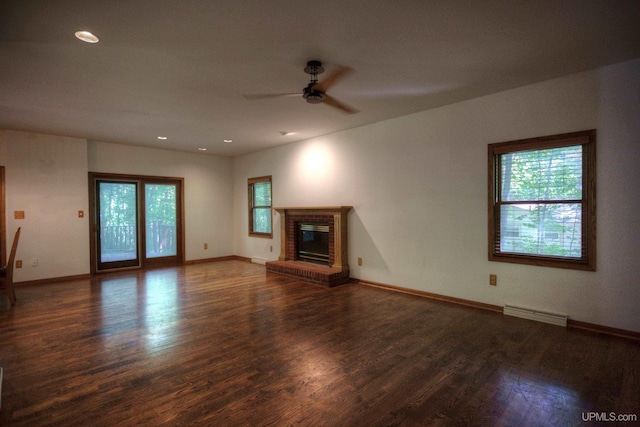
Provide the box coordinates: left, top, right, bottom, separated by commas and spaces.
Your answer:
248, 176, 272, 237
488, 130, 596, 270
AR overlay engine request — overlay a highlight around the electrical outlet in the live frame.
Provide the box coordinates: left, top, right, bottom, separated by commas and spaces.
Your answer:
270, 245, 273, 252
358, 257, 363, 266
204, 243, 208, 250
490, 274, 497, 286
16, 260, 22, 268
31, 259, 39, 267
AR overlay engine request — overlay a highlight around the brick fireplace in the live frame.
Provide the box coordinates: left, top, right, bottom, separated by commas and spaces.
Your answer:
266, 206, 352, 286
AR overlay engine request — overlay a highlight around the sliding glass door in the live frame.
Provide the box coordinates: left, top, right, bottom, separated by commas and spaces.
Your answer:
96, 180, 139, 269
144, 183, 177, 259
91, 174, 183, 272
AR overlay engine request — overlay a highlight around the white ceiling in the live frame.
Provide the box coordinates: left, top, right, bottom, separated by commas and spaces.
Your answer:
1, 1, 640, 157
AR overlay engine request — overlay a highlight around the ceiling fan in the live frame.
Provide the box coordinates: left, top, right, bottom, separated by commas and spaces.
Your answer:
243, 60, 358, 114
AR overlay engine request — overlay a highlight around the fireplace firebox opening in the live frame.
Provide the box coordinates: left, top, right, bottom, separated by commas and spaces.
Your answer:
297, 223, 330, 265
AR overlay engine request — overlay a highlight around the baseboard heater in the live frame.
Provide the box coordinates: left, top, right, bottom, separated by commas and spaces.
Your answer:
503, 304, 567, 327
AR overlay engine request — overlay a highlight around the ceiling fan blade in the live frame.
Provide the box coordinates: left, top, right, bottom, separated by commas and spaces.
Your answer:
314, 66, 354, 93
322, 94, 358, 114
243, 93, 301, 100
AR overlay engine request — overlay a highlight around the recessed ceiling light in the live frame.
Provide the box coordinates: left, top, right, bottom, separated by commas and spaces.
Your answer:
157, 136, 167, 140
223, 139, 233, 143
198, 148, 207, 151
75, 30, 99, 43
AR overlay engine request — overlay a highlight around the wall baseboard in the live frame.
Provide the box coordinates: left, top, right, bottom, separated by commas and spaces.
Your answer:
351, 278, 640, 341
15, 256, 251, 285
567, 319, 640, 341
15, 273, 91, 287
352, 278, 503, 313
184, 255, 250, 265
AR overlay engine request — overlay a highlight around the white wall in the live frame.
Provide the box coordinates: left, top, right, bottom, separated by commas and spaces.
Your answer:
0, 133, 234, 284
233, 58, 640, 333
87, 141, 234, 261
0, 130, 91, 282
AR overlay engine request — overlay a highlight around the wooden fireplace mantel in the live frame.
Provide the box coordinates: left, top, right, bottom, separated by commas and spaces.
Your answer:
273, 206, 352, 270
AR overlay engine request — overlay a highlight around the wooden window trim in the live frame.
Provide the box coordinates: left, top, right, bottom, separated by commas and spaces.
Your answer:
488, 130, 596, 271
248, 175, 272, 238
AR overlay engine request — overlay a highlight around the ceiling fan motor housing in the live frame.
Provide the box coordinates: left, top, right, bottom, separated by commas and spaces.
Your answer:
304, 60, 324, 76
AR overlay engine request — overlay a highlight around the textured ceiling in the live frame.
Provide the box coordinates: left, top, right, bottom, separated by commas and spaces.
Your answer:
1, 1, 640, 156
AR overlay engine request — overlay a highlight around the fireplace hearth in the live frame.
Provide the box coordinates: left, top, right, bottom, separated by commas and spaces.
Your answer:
266, 206, 352, 286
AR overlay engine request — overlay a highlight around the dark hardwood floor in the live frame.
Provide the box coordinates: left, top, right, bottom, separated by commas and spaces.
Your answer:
0, 260, 638, 426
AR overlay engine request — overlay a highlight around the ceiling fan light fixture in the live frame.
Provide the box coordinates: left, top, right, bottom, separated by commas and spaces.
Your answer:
304, 92, 323, 104
75, 30, 99, 43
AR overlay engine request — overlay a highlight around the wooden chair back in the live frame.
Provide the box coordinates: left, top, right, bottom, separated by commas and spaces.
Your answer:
1, 227, 21, 306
